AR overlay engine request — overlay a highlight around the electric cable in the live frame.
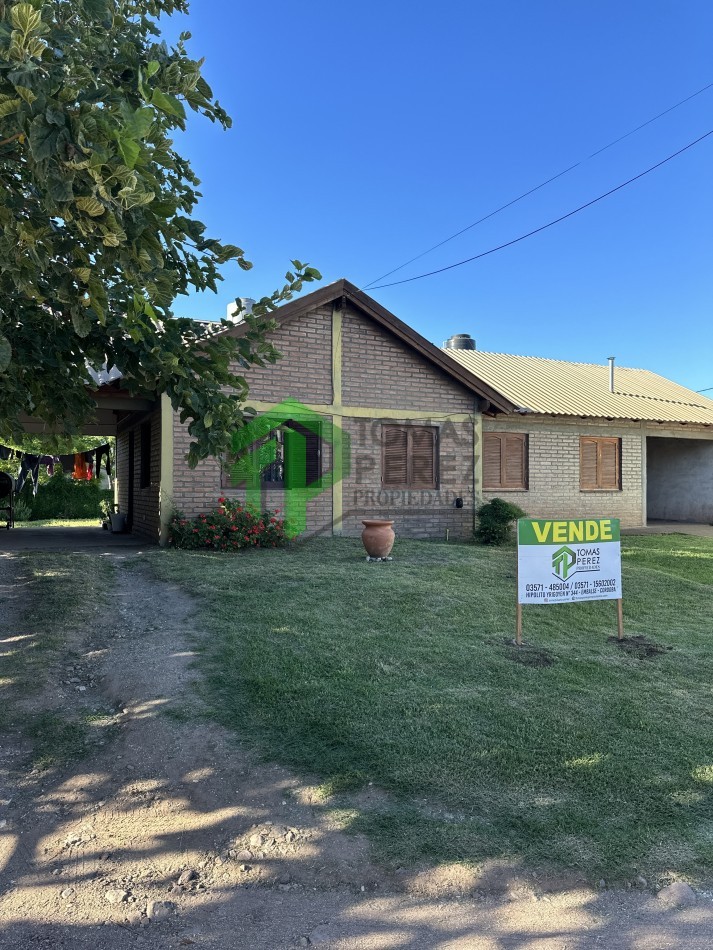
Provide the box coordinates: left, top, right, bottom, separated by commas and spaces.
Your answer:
366, 129, 713, 290
361, 81, 713, 290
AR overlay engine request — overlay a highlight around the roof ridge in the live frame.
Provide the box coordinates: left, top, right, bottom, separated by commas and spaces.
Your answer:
454, 349, 648, 372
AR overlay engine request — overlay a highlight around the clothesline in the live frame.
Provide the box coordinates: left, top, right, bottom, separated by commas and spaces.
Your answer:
0, 444, 112, 496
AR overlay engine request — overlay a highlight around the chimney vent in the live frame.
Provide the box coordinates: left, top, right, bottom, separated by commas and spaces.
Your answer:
608, 356, 615, 393
444, 333, 476, 351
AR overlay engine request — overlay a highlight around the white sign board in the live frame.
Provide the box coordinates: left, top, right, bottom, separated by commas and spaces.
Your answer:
517, 518, 622, 605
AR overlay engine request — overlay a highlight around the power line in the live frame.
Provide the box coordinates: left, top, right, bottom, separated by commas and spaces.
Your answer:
366, 129, 713, 290
361, 80, 713, 290
697, 386, 713, 393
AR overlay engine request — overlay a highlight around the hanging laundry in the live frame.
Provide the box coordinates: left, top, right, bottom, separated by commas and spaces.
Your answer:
84, 450, 94, 479
95, 444, 112, 486
16, 455, 41, 496
0, 445, 13, 461
73, 453, 89, 480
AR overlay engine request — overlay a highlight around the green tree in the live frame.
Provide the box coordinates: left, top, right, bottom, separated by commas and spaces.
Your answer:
0, 0, 320, 464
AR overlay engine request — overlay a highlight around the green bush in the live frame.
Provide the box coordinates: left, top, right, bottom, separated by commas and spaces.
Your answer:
475, 497, 527, 545
13, 498, 32, 522
168, 497, 288, 551
22, 473, 112, 521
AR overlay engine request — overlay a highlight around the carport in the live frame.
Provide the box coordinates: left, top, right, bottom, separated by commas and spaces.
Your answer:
7, 371, 163, 543
646, 435, 713, 524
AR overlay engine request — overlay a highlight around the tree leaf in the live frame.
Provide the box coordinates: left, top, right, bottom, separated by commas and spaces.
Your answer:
0, 98, 21, 120
28, 116, 59, 161
10, 4, 42, 36
146, 60, 160, 78
125, 106, 153, 140
0, 333, 11, 373
117, 136, 140, 168
151, 87, 186, 120
75, 196, 105, 217
71, 310, 92, 337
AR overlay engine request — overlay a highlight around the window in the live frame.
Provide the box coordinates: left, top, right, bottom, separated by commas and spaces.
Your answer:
139, 421, 151, 488
580, 437, 621, 490
381, 425, 438, 489
483, 432, 528, 490
222, 420, 321, 489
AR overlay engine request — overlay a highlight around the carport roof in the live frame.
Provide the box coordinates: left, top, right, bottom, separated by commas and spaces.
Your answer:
443, 350, 713, 426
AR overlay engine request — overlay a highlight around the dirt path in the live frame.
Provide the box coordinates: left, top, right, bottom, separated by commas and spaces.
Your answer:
1, 552, 712, 948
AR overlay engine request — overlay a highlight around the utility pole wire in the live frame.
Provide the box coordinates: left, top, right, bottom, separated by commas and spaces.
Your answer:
367, 129, 713, 290
362, 80, 713, 290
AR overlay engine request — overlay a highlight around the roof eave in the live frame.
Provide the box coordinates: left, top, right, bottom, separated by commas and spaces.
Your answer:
218, 278, 517, 413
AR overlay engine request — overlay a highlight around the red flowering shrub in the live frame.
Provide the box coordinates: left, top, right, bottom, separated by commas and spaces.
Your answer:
168, 498, 287, 551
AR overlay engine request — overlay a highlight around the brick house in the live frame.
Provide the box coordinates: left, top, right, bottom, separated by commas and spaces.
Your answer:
114, 279, 713, 542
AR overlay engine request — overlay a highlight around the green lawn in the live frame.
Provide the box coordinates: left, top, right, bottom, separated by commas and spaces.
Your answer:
16, 518, 102, 528
147, 535, 713, 883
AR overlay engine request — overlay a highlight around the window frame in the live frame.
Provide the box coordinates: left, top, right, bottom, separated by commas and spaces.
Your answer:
482, 431, 529, 491
221, 420, 322, 490
381, 424, 439, 490
579, 436, 622, 491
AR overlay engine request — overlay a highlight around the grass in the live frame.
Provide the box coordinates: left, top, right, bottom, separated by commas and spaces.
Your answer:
16, 518, 102, 528
148, 535, 713, 883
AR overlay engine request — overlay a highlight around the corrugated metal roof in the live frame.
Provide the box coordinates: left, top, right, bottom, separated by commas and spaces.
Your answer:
443, 350, 713, 425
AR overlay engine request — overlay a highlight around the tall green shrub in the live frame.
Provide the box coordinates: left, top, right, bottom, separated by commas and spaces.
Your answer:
23, 473, 111, 520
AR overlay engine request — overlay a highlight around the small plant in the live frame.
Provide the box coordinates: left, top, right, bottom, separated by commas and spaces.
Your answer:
475, 497, 527, 545
13, 498, 32, 522
99, 498, 114, 520
168, 498, 288, 551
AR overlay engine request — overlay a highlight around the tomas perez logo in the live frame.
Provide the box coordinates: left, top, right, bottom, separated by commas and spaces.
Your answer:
552, 545, 577, 580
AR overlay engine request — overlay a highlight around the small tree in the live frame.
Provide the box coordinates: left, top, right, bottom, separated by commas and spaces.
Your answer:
0, 0, 320, 464
475, 498, 526, 545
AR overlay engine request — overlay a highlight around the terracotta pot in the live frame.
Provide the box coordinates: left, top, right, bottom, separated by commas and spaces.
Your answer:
361, 519, 395, 558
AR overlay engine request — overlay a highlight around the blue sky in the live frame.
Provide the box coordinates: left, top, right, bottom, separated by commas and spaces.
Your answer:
163, 2, 712, 392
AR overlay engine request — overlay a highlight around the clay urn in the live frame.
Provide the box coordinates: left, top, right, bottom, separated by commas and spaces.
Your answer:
361, 519, 395, 559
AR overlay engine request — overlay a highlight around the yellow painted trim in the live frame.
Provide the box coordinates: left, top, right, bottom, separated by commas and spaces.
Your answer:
159, 393, 174, 546
332, 302, 342, 409
332, 303, 343, 534
473, 411, 483, 532
245, 399, 472, 422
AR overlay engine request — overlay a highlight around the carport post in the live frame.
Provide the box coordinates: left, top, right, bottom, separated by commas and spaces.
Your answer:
159, 394, 174, 546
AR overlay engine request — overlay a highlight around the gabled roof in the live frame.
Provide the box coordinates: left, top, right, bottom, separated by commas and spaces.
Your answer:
443, 349, 713, 426
220, 279, 516, 412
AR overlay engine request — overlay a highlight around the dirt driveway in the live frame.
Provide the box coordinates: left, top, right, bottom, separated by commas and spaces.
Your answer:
1, 548, 712, 949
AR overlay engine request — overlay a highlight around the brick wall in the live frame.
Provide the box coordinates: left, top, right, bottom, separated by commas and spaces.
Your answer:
239, 305, 333, 404
482, 415, 645, 526
171, 300, 479, 539
116, 407, 161, 542
341, 305, 474, 412
340, 415, 475, 539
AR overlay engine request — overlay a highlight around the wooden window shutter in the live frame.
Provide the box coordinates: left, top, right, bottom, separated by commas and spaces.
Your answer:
483, 432, 527, 490
410, 427, 437, 488
483, 433, 502, 489
599, 439, 620, 489
580, 439, 599, 489
580, 437, 621, 490
503, 434, 527, 489
382, 426, 408, 487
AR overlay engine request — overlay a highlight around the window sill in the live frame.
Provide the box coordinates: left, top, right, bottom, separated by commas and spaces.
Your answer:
483, 486, 528, 492
579, 488, 622, 493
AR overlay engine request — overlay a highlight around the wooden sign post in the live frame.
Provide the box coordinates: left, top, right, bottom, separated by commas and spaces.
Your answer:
516, 518, 623, 645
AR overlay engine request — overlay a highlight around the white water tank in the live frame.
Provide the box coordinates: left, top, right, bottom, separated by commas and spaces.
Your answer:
226, 297, 256, 323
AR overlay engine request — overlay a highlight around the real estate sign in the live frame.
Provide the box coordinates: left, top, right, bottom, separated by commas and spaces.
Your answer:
517, 518, 622, 605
